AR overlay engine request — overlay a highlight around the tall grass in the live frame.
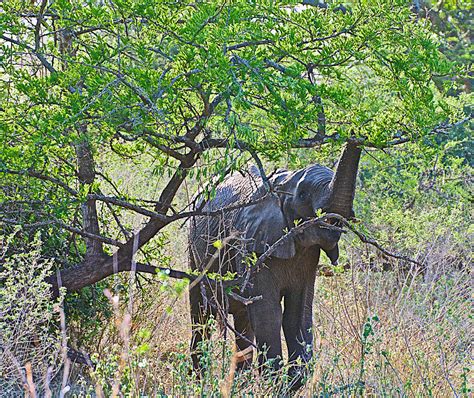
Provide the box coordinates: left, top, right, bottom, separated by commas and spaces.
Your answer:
1, 188, 471, 396
63, 222, 471, 396
0, 232, 63, 396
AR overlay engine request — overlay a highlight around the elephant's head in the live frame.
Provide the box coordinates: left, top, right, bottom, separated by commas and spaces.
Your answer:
237, 140, 361, 263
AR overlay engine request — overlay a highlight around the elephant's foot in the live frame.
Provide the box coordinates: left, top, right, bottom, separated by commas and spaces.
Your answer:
286, 363, 310, 391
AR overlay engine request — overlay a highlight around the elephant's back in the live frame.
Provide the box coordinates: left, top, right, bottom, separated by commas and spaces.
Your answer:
188, 166, 264, 269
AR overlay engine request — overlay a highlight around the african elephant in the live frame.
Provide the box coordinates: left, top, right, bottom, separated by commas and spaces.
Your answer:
188, 140, 361, 388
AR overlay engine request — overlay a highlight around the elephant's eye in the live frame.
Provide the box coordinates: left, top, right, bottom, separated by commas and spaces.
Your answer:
298, 191, 307, 199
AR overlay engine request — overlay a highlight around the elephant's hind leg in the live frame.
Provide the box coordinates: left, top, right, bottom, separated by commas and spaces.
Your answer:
233, 308, 254, 371
189, 283, 216, 374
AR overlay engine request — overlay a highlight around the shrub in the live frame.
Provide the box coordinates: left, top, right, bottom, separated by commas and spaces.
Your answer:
0, 231, 62, 396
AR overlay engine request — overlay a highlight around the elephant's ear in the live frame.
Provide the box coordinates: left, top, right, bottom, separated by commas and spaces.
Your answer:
235, 167, 295, 259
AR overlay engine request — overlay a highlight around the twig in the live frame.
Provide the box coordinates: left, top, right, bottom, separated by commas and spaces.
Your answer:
189, 234, 237, 291
227, 291, 262, 305
25, 362, 37, 398
0, 218, 123, 248
342, 219, 423, 267
0, 168, 78, 195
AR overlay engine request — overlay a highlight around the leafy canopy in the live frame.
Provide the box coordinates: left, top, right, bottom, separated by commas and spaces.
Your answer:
0, 0, 468, 286
1, 1, 463, 170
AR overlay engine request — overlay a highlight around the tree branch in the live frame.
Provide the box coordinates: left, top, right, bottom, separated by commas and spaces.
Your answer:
251, 213, 423, 277
34, 0, 48, 51
0, 168, 78, 196
0, 218, 122, 247
0, 34, 56, 74
226, 39, 273, 52
88, 194, 168, 220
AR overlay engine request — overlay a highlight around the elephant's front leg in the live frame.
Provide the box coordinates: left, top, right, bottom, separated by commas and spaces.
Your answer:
282, 282, 315, 388
248, 293, 283, 372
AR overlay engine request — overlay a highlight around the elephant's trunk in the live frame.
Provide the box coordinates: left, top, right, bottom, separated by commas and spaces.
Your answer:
328, 138, 362, 219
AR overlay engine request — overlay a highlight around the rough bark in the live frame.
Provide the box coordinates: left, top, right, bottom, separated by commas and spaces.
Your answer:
75, 137, 102, 258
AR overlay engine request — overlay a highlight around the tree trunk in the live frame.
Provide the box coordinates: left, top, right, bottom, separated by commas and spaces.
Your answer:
75, 136, 102, 258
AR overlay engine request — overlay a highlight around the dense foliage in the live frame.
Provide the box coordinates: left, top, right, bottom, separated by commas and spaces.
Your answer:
1, 0, 467, 246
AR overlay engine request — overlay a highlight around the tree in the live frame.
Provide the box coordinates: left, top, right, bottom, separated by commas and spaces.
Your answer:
0, 0, 468, 295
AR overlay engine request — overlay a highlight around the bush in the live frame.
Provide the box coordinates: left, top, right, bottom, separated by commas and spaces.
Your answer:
0, 230, 62, 396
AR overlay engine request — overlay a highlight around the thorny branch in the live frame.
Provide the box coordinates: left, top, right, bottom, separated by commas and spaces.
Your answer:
249, 213, 423, 275
341, 218, 424, 267
253, 213, 424, 270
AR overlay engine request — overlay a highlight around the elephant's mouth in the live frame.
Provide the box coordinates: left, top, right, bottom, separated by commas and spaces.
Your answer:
295, 217, 342, 250
318, 218, 343, 265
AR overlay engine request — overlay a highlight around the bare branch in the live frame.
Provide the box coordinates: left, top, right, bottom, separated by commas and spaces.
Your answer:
342, 219, 424, 267
88, 194, 168, 220
142, 136, 187, 162
169, 191, 273, 222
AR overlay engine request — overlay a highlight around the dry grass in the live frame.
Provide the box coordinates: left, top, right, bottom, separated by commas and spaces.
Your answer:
0, 234, 63, 397
68, 230, 471, 397
2, 164, 471, 396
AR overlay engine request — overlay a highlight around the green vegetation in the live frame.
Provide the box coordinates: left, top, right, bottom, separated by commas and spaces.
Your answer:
0, 0, 471, 396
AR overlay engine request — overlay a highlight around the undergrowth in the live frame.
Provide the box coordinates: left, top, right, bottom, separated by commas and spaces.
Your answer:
1, 154, 471, 396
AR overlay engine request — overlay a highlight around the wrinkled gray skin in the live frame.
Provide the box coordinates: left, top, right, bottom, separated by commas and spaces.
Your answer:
188, 144, 360, 389
189, 141, 361, 389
